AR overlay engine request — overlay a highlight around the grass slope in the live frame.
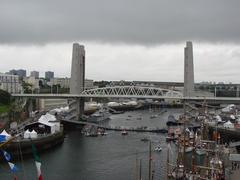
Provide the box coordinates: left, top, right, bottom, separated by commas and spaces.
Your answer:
0, 104, 10, 114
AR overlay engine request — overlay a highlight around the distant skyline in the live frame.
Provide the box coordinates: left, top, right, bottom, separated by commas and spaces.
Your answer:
1, 1, 240, 83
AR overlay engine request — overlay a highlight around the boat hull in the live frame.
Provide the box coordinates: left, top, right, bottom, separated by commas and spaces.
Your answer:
195, 149, 206, 156
2, 128, 64, 157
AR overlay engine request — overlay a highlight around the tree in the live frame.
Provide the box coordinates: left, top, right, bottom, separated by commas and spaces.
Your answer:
0, 89, 11, 105
22, 81, 33, 93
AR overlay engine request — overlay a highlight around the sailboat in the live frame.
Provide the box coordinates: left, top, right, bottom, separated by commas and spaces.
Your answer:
121, 129, 128, 135
154, 145, 162, 152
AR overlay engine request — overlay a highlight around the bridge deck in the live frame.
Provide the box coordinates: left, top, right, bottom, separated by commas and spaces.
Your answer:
11, 93, 240, 102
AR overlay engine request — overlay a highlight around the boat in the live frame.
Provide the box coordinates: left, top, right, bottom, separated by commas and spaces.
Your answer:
141, 137, 149, 142
166, 136, 177, 142
154, 145, 162, 152
165, 128, 179, 142
179, 146, 193, 153
108, 106, 124, 114
171, 164, 185, 179
195, 148, 206, 156
1, 113, 64, 157
150, 114, 158, 119
88, 133, 98, 137
111, 110, 124, 114
121, 130, 128, 135
155, 128, 168, 133
166, 115, 183, 126
87, 108, 111, 123
102, 132, 108, 136
107, 101, 141, 111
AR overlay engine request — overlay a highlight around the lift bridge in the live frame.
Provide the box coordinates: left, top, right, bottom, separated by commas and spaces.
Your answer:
12, 85, 240, 102
12, 86, 183, 99
12, 86, 184, 121
11, 42, 240, 122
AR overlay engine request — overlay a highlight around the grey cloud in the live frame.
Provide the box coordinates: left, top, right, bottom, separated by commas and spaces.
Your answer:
0, 0, 240, 45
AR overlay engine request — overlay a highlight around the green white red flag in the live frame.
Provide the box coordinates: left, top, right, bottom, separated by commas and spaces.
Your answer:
32, 144, 43, 180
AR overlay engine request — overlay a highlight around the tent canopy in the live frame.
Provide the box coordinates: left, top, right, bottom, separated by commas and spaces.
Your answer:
0, 130, 11, 137
38, 113, 57, 127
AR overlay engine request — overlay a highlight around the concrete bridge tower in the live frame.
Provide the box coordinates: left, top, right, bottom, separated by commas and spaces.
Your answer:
69, 43, 85, 121
184, 41, 195, 97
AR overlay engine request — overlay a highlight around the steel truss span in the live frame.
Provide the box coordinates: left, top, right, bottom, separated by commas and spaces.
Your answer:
81, 86, 182, 98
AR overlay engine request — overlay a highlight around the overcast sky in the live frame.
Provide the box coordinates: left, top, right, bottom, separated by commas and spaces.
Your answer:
1, 0, 240, 83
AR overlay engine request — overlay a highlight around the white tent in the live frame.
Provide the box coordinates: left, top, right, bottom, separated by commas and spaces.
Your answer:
24, 129, 31, 139
222, 104, 235, 113
215, 115, 223, 122
107, 102, 121, 107
44, 113, 57, 121
0, 130, 11, 140
223, 120, 234, 128
38, 113, 60, 134
50, 108, 61, 114
29, 130, 38, 139
0, 130, 11, 137
50, 106, 69, 114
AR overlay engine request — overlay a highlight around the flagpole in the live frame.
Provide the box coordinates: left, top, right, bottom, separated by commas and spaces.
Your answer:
31, 138, 43, 180
167, 143, 169, 180
139, 159, 142, 180
0, 136, 17, 148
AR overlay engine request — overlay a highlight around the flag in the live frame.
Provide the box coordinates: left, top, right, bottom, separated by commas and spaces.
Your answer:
8, 162, 18, 173
13, 175, 18, 180
0, 135, 7, 142
3, 150, 11, 161
32, 144, 43, 180
1, 150, 18, 179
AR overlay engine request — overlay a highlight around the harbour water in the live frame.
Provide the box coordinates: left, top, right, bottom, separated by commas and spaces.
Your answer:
1, 108, 183, 180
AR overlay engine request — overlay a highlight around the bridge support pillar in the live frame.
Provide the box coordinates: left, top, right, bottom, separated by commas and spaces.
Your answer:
184, 41, 195, 97
28, 98, 33, 118
69, 43, 85, 121
237, 86, 240, 98
75, 98, 85, 120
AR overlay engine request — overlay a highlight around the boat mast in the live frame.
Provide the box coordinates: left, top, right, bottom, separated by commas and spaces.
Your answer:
192, 131, 196, 175
0, 136, 17, 148
139, 159, 142, 180
148, 141, 152, 180
166, 143, 170, 180
183, 100, 186, 173
135, 152, 138, 180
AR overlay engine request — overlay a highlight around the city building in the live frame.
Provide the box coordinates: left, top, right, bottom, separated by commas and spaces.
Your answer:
45, 71, 54, 81
48, 77, 94, 89
24, 76, 40, 90
30, 71, 39, 78
8, 69, 26, 78
38, 99, 68, 111
0, 73, 22, 93
48, 78, 70, 88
